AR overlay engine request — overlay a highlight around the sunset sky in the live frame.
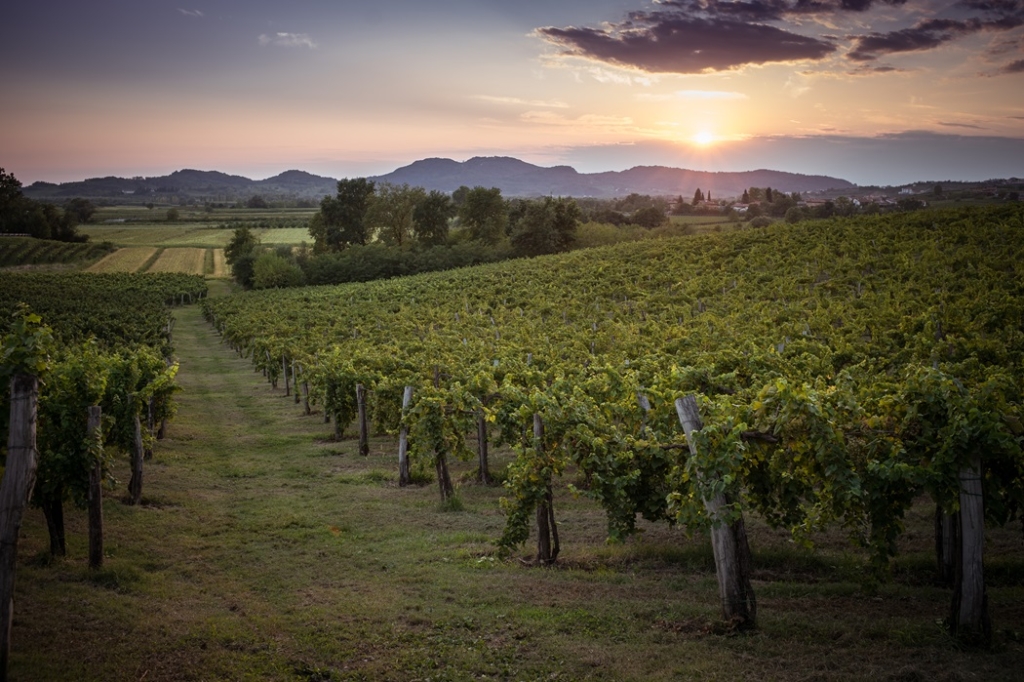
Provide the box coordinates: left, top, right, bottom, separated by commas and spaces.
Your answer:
2, 0, 1023, 186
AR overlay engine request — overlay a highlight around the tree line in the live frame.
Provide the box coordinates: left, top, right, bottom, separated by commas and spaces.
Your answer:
0, 168, 96, 242
225, 180, 681, 289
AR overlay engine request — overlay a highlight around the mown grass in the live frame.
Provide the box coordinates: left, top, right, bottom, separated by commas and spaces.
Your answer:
86, 246, 160, 273
145, 247, 207, 275
9, 300, 1023, 681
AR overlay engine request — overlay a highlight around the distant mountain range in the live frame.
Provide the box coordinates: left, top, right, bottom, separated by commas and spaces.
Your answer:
24, 157, 855, 201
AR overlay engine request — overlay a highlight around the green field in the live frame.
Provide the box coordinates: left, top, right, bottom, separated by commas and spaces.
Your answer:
82, 225, 312, 248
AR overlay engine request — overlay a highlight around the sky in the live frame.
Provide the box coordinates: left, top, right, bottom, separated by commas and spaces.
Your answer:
2, 0, 1023, 186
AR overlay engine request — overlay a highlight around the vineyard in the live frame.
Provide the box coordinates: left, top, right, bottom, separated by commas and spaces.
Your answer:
1, 205, 1022, 679
205, 205, 1024, 637
0, 237, 115, 269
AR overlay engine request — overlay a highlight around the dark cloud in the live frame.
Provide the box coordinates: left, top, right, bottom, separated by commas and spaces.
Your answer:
1002, 58, 1024, 71
537, 7, 838, 73
849, 0, 1024, 61
539, 1, 1024, 74
939, 121, 986, 128
849, 63, 903, 73
957, 0, 1024, 12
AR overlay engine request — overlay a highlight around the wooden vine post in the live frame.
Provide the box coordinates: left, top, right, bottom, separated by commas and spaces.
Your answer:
127, 413, 144, 505
0, 374, 40, 681
477, 409, 491, 484
935, 506, 956, 587
397, 386, 413, 486
533, 414, 559, 564
87, 406, 104, 570
282, 356, 290, 397
144, 398, 155, 460
675, 395, 756, 629
356, 383, 369, 457
951, 456, 989, 643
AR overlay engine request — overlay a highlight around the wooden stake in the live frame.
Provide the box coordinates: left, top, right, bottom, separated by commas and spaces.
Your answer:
0, 374, 39, 681
675, 396, 756, 629
356, 383, 369, 457
398, 386, 413, 486
951, 457, 989, 644
128, 413, 144, 505
87, 406, 104, 570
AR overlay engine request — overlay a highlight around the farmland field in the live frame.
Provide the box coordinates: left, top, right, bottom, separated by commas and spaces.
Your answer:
146, 247, 207, 275
87, 246, 159, 272
82, 225, 312, 248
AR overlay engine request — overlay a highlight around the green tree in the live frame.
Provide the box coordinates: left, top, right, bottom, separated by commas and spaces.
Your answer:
225, 227, 259, 265
366, 183, 424, 247
166, 208, 180, 222
62, 198, 97, 225
252, 252, 304, 289
247, 195, 269, 209
0, 168, 82, 241
632, 206, 668, 228
692, 188, 704, 205
510, 197, 580, 256
457, 187, 507, 244
413, 190, 455, 246
309, 178, 376, 252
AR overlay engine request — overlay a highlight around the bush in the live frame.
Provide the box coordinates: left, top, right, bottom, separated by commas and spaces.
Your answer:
252, 252, 304, 289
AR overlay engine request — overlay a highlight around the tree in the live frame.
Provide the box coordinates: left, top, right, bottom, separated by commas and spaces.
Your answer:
63, 198, 97, 225
365, 183, 424, 247
457, 187, 507, 244
413, 190, 454, 246
834, 196, 856, 217
246, 195, 269, 209
692, 188, 704, 205
225, 227, 259, 265
252, 252, 304, 289
166, 208, 180, 222
741, 189, 750, 203
765, 187, 774, 203
510, 197, 580, 256
309, 178, 376, 252
631, 206, 668, 228
0, 168, 83, 242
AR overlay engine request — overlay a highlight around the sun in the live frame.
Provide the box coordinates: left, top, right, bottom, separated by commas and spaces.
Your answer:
693, 131, 716, 146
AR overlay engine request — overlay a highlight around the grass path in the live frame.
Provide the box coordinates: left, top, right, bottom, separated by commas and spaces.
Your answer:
9, 296, 1024, 681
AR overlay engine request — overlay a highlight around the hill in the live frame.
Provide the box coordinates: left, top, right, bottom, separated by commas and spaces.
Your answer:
373, 156, 854, 197
23, 158, 853, 202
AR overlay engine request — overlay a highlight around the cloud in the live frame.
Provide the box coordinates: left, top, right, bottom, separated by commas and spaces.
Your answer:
537, 1, 1024, 74
472, 95, 569, 108
177, 9, 204, 18
520, 111, 635, 128
848, 1, 1024, 61
258, 33, 317, 49
635, 90, 749, 101
938, 121, 986, 128
1001, 58, 1024, 72
537, 17, 836, 74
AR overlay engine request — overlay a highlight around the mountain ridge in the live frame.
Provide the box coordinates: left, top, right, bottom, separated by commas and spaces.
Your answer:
23, 157, 855, 201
